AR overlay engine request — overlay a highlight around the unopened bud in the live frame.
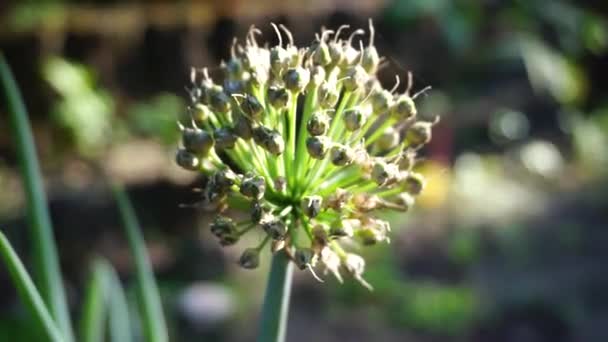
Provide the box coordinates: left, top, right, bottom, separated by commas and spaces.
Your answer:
175, 149, 200, 171
240, 174, 266, 199
406, 121, 433, 148
318, 82, 340, 108
307, 112, 330, 136
343, 108, 366, 131
330, 145, 355, 166
391, 95, 416, 119
252, 126, 285, 155
213, 128, 237, 150
240, 94, 264, 121
283, 67, 310, 93
301, 195, 323, 218
342, 65, 367, 92
267, 86, 290, 109
182, 127, 214, 155
306, 136, 331, 159
238, 248, 260, 269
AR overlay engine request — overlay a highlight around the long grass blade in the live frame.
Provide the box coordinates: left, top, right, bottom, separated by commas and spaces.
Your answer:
113, 184, 168, 342
0, 232, 65, 342
0, 53, 74, 342
104, 260, 132, 342
80, 259, 109, 342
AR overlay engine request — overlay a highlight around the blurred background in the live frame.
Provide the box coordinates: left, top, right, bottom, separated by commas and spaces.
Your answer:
1, 0, 608, 341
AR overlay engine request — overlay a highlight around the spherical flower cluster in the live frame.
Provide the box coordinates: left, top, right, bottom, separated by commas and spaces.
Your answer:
176, 20, 436, 289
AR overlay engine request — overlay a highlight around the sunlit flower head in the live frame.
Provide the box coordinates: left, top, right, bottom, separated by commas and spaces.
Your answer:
176, 20, 436, 289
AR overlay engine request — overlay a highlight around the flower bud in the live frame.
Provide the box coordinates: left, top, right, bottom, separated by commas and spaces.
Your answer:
261, 217, 287, 240
209, 86, 232, 113
307, 112, 330, 136
219, 232, 239, 246
361, 46, 380, 74
308, 66, 326, 90
301, 195, 323, 218
252, 126, 285, 155
391, 95, 416, 119
191, 103, 212, 126
241, 94, 264, 121
405, 121, 433, 148
175, 148, 200, 171
342, 65, 367, 92
370, 89, 393, 114
330, 145, 355, 166
394, 192, 415, 212
250, 201, 270, 223
306, 136, 331, 159
283, 67, 310, 93
375, 127, 400, 151
210, 216, 236, 237
343, 108, 366, 131
223, 57, 244, 78
182, 127, 214, 155
213, 128, 237, 150
267, 86, 290, 109
240, 174, 266, 199
233, 114, 253, 140
404, 172, 425, 195
223, 78, 244, 95
311, 41, 331, 66
318, 82, 339, 108
270, 46, 289, 75
398, 150, 416, 170
212, 169, 238, 191
329, 218, 358, 238
371, 160, 399, 186
238, 248, 260, 269
294, 248, 317, 270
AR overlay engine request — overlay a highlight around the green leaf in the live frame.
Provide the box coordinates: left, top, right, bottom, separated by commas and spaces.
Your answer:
113, 184, 168, 342
0, 53, 74, 342
0, 232, 65, 342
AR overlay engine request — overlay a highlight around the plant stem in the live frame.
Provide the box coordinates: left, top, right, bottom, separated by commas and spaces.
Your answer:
257, 251, 294, 342
0, 54, 74, 342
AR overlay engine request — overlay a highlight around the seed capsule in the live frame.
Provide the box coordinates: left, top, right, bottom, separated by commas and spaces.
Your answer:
261, 217, 287, 240
210, 216, 236, 237
223, 79, 244, 95
376, 127, 400, 151
283, 67, 310, 93
308, 66, 326, 90
301, 195, 323, 218
343, 108, 366, 131
391, 95, 416, 119
361, 46, 380, 74
252, 126, 285, 155
270, 46, 290, 76
250, 201, 270, 223
406, 121, 433, 148
394, 192, 415, 212
213, 128, 237, 150
241, 94, 264, 121
307, 112, 331, 136
267, 86, 290, 109
191, 103, 212, 126
404, 172, 425, 195
212, 169, 238, 191
398, 150, 416, 170
294, 248, 317, 270
318, 82, 339, 108
306, 136, 331, 159
238, 248, 260, 269
311, 41, 331, 66
240, 174, 266, 200
209, 86, 232, 113
371, 160, 399, 186
223, 57, 244, 79
175, 148, 200, 171
219, 232, 239, 246
233, 114, 253, 140
370, 89, 393, 114
342, 65, 367, 92
329, 218, 358, 238
330, 145, 355, 166
182, 127, 214, 155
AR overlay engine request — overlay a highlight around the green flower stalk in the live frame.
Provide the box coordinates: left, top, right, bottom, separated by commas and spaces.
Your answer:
176, 20, 436, 289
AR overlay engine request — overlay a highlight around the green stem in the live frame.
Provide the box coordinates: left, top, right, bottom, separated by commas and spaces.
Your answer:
257, 251, 294, 342
0, 54, 74, 342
